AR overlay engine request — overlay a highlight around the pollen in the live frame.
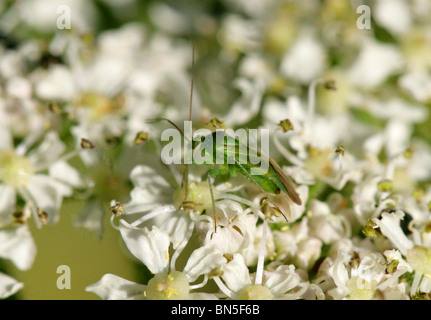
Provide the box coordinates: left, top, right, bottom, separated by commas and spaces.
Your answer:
173, 181, 213, 214
0, 150, 35, 188
238, 285, 273, 300
406, 246, 431, 276
146, 271, 190, 300
345, 277, 376, 300
75, 91, 124, 121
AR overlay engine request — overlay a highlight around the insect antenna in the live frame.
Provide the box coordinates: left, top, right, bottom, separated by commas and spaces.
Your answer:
181, 42, 195, 199
146, 118, 184, 137
207, 175, 218, 234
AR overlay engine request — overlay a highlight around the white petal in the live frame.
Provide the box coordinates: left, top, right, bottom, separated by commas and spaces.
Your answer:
295, 238, 322, 270
220, 254, 251, 293
74, 199, 105, 239
224, 78, 264, 127
0, 184, 16, 225
384, 121, 411, 158
367, 98, 427, 123
160, 213, 193, 250
372, 211, 414, 255
26, 175, 72, 224
0, 126, 13, 151
280, 34, 326, 84
35, 66, 75, 101
119, 221, 170, 274
129, 165, 172, 195
399, 71, 431, 102
0, 272, 23, 299
206, 225, 246, 254
85, 274, 145, 300
363, 133, 384, 156
374, 0, 412, 36
328, 254, 350, 291
262, 99, 290, 125
148, 3, 189, 35
183, 244, 226, 282
125, 165, 174, 208
49, 161, 86, 188
35, 65, 76, 101
6, 76, 32, 99
70, 125, 101, 166
27, 131, 65, 170
419, 277, 431, 294
265, 265, 301, 296
348, 39, 403, 89
0, 226, 36, 270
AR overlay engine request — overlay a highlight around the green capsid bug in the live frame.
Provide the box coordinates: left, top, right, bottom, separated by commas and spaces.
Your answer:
192, 127, 302, 209
153, 120, 302, 221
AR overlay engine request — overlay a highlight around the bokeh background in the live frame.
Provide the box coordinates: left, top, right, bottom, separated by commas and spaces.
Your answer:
0, 0, 430, 299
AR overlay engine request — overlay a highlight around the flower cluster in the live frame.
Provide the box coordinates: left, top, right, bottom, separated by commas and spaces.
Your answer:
1, 0, 430, 300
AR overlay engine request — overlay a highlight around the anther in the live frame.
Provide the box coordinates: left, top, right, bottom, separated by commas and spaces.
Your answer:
134, 131, 149, 145
80, 138, 95, 149
110, 201, 124, 217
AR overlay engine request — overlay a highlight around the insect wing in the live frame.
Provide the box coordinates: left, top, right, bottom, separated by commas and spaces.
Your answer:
269, 159, 302, 205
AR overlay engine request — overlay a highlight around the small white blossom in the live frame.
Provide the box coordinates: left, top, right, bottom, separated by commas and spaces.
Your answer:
0, 272, 23, 299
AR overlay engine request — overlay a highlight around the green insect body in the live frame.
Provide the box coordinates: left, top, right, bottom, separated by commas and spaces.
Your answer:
193, 130, 302, 207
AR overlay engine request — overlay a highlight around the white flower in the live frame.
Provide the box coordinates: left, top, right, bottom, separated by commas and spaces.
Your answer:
222, 77, 265, 127
372, 210, 431, 295
280, 32, 326, 84
399, 71, 431, 103
274, 217, 322, 271
264, 91, 359, 191
0, 128, 85, 226
147, 3, 190, 35
14, 0, 97, 35
222, 0, 277, 18
213, 253, 308, 300
196, 199, 258, 254
0, 128, 87, 271
366, 98, 427, 125
351, 175, 383, 224
218, 14, 262, 53
308, 200, 351, 244
241, 222, 274, 268
34, 25, 149, 164
118, 163, 261, 254
327, 251, 409, 300
374, 0, 412, 36
119, 222, 171, 275
348, 38, 403, 89
401, 187, 431, 222
87, 223, 224, 300
182, 244, 227, 283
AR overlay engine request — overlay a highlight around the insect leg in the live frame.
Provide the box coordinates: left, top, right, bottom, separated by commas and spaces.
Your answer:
233, 158, 289, 222
207, 174, 218, 235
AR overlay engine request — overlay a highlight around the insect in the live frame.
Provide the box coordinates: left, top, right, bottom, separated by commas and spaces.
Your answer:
151, 44, 301, 222
192, 125, 302, 219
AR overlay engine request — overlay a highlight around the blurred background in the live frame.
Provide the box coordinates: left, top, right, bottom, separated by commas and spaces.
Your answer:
0, 0, 430, 299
